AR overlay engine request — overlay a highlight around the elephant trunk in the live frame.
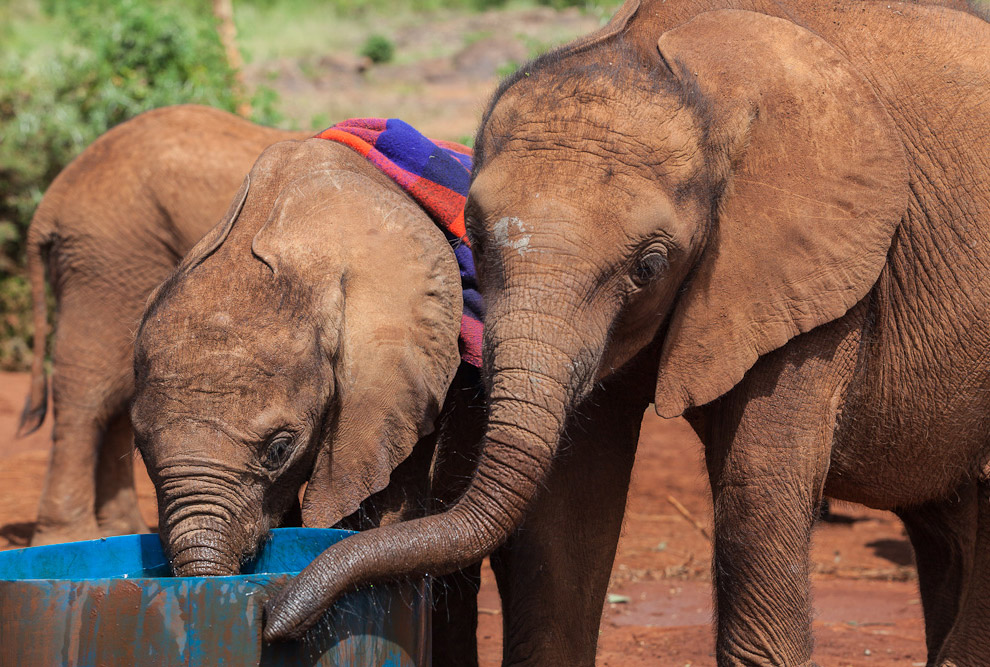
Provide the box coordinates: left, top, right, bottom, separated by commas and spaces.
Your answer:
155, 467, 254, 577
265, 309, 601, 640
168, 522, 241, 576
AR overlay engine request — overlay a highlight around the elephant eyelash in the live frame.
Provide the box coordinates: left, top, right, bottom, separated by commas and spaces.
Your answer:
630, 249, 669, 287
262, 433, 295, 471
464, 218, 483, 254
466, 232, 483, 255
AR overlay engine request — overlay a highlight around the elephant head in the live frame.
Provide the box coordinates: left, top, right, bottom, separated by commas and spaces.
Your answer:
131, 138, 461, 576
470, 7, 914, 414
263, 7, 913, 639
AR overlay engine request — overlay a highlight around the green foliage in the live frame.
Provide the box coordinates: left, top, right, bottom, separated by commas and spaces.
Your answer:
469, 0, 510, 9
0, 274, 33, 371
0, 0, 280, 370
310, 112, 333, 132
240, 0, 511, 12
538, 0, 587, 6
496, 60, 521, 79
360, 34, 396, 64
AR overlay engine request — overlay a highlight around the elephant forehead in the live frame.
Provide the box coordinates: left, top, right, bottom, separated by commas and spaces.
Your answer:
137, 309, 324, 407
480, 71, 704, 186
148, 327, 318, 378
135, 351, 327, 442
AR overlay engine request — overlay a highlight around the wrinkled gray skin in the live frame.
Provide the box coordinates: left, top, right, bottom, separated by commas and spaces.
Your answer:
263, 2, 990, 666
131, 138, 486, 665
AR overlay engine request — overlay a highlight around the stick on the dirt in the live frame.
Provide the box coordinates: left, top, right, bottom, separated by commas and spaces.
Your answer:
665, 494, 712, 542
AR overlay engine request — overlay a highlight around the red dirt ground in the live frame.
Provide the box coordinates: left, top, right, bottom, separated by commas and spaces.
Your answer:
0, 371, 927, 665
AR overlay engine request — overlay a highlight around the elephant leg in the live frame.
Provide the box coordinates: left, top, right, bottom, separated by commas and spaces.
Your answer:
429, 366, 487, 667
431, 562, 482, 667
693, 318, 862, 667
33, 291, 133, 546
700, 406, 826, 666
934, 482, 990, 666
95, 412, 149, 536
33, 416, 104, 546
489, 363, 650, 667
896, 487, 976, 663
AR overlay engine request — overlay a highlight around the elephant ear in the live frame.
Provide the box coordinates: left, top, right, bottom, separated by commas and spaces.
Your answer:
176, 175, 250, 274
250, 164, 462, 528
653, 10, 909, 418
143, 176, 250, 310
558, 0, 640, 56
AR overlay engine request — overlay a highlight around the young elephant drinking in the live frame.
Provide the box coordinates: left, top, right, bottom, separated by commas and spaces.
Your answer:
19, 105, 306, 546
131, 122, 485, 665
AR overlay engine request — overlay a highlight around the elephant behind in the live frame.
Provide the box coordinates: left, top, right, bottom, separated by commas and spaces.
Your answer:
17, 105, 307, 546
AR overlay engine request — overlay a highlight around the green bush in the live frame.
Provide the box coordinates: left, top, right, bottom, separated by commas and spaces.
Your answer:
0, 273, 33, 371
359, 34, 396, 64
470, 0, 510, 9
0, 0, 280, 370
535, 0, 591, 7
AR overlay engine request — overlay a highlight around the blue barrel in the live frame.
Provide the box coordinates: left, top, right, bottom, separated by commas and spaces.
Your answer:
0, 528, 430, 666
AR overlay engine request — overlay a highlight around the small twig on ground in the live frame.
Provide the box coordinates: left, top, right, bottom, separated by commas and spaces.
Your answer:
625, 512, 681, 522
665, 494, 712, 542
814, 565, 917, 582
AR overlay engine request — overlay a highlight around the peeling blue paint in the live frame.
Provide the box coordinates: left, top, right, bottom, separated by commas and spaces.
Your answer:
0, 528, 430, 666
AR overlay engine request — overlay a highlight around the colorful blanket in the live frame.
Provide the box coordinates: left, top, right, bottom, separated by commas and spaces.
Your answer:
314, 118, 484, 368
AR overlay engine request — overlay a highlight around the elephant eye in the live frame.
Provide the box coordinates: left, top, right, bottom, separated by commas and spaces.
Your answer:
632, 251, 668, 286
262, 433, 295, 471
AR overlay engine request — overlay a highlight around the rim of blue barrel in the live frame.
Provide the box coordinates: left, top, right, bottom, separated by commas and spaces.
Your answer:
0, 527, 354, 582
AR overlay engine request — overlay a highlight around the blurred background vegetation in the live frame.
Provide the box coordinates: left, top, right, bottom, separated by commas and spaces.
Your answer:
0, 0, 616, 370
3, 0, 989, 371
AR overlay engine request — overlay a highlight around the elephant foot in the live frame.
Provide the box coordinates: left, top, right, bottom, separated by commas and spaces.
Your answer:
97, 488, 151, 537
30, 519, 104, 547
97, 513, 150, 538
720, 660, 820, 666
97, 502, 150, 537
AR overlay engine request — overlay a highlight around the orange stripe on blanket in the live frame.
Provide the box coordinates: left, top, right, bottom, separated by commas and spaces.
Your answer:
312, 129, 374, 157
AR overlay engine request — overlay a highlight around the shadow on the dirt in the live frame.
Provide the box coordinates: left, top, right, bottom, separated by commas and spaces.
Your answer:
818, 499, 877, 525
867, 538, 915, 567
0, 522, 34, 547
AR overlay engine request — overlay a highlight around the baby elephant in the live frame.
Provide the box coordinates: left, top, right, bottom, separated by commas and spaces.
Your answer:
19, 105, 305, 546
130, 130, 485, 664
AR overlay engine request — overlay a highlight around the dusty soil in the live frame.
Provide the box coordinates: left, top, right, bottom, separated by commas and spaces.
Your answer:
0, 371, 927, 665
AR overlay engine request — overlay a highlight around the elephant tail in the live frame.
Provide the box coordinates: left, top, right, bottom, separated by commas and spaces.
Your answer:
17, 198, 57, 437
